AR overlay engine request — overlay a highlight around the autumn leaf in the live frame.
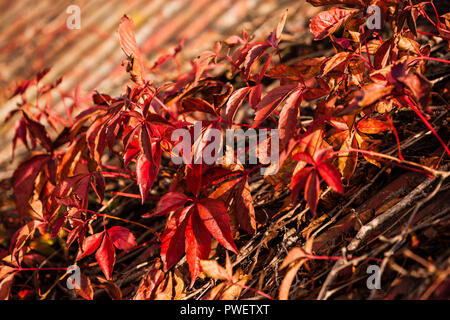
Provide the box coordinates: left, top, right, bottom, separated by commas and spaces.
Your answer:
253, 84, 298, 127
278, 88, 302, 150
161, 206, 192, 271
243, 43, 270, 78
0, 272, 15, 300
338, 134, 358, 184
95, 234, 116, 280
13, 155, 51, 217
185, 211, 212, 285
267, 10, 288, 48
200, 259, 229, 281
321, 52, 352, 76
118, 15, 146, 85
107, 226, 137, 251
316, 162, 344, 194
225, 87, 251, 124
10, 220, 44, 266
291, 149, 343, 215
310, 7, 359, 40
76, 232, 104, 261
197, 198, 238, 254
160, 195, 238, 284
143, 192, 190, 218
356, 118, 390, 134
73, 273, 94, 300
136, 152, 158, 204
338, 82, 394, 116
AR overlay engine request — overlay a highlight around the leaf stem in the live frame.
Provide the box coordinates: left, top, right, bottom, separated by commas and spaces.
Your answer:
402, 95, 450, 157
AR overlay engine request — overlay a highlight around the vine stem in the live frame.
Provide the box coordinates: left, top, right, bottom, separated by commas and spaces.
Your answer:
13, 267, 68, 271
301, 254, 382, 263
402, 95, 450, 157
331, 148, 449, 179
410, 56, 450, 65
386, 114, 404, 160
230, 281, 274, 300
79, 209, 160, 240
417, 30, 448, 39
98, 213, 159, 238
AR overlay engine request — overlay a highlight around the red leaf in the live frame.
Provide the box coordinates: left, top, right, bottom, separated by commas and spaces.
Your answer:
123, 139, 140, 168
209, 176, 256, 235
76, 232, 103, 261
234, 178, 257, 234
95, 234, 116, 280
0, 273, 15, 300
118, 15, 146, 84
310, 7, 359, 40
50, 217, 65, 239
290, 167, 314, 202
397, 72, 431, 109
181, 98, 217, 116
225, 87, 251, 124
293, 152, 315, 165
92, 93, 112, 105
249, 84, 262, 109
266, 65, 303, 81
186, 164, 202, 197
22, 111, 53, 152
139, 125, 152, 161
197, 198, 238, 254
73, 273, 94, 300
12, 118, 29, 159
357, 118, 391, 134
185, 211, 212, 285
136, 153, 158, 203
161, 205, 192, 271
10, 220, 43, 266
267, 10, 288, 48
13, 155, 50, 217
321, 52, 352, 76
317, 162, 344, 194
305, 171, 320, 216
278, 88, 302, 150
107, 226, 137, 251
91, 172, 105, 202
143, 192, 189, 218
338, 82, 394, 115
374, 38, 394, 69
253, 85, 297, 127
243, 43, 270, 78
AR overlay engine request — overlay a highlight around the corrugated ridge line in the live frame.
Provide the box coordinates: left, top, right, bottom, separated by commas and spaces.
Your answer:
21, 0, 120, 75
76, 0, 214, 94
0, 1, 51, 48
0, 0, 41, 44
65, 0, 172, 92
97, 0, 259, 95
6, 0, 124, 83
6, 1, 78, 78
